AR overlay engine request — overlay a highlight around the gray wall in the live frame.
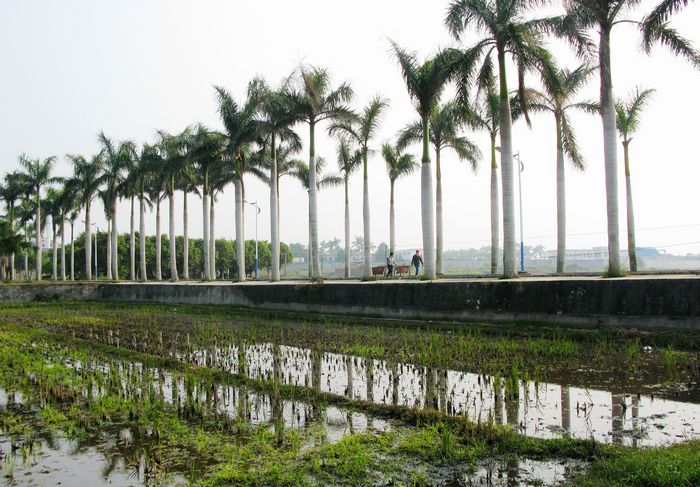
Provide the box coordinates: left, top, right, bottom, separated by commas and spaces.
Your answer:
2, 278, 699, 330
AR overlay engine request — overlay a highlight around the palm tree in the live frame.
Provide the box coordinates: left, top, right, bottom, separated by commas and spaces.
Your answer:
391, 42, 474, 279
445, 0, 555, 277
98, 189, 113, 280
398, 101, 480, 275
157, 129, 189, 281
56, 182, 78, 281
335, 138, 362, 278
330, 96, 388, 278
18, 154, 57, 280
185, 125, 225, 280
0, 172, 24, 280
290, 158, 343, 277
129, 144, 158, 281
559, 0, 698, 275
147, 171, 168, 281
615, 87, 655, 272
287, 66, 354, 279
528, 63, 598, 273
97, 133, 135, 280
215, 84, 263, 281
67, 154, 103, 280
382, 143, 419, 257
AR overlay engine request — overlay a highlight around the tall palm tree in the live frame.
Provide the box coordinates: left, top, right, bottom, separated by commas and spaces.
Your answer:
559, 0, 698, 275
0, 172, 24, 280
398, 100, 480, 275
382, 142, 419, 257
157, 129, 189, 281
254, 78, 301, 282
615, 87, 655, 272
129, 144, 158, 281
335, 138, 361, 278
215, 84, 263, 281
287, 66, 354, 279
18, 154, 57, 280
445, 0, 555, 277
290, 158, 343, 277
97, 133, 135, 280
391, 42, 474, 279
66, 154, 102, 280
330, 96, 388, 278
528, 63, 598, 273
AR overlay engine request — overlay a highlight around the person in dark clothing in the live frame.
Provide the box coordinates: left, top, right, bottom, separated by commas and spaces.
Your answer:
411, 250, 423, 276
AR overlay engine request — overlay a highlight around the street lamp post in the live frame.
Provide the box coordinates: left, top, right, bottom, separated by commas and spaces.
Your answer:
244, 201, 260, 279
514, 152, 525, 273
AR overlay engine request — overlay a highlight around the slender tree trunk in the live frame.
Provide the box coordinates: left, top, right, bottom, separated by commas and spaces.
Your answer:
111, 198, 118, 280
155, 197, 161, 280
60, 214, 66, 280
490, 135, 500, 275
183, 191, 189, 280
498, 47, 516, 277
344, 177, 351, 279
70, 221, 74, 280
420, 117, 436, 279
555, 114, 566, 274
389, 179, 396, 255
51, 221, 57, 280
106, 219, 112, 280
270, 133, 280, 281
202, 175, 210, 280
600, 26, 621, 275
210, 195, 216, 279
623, 141, 637, 272
234, 180, 245, 281
130, 196, 136, 280
139, 189, 147, 281
435, 148, 444, 276
85, 200, 92, 280
169, 186, 178, 281
362, 151, 371, 278
35, 188, 42, 280
308, 216, 312, 278
24, 228, 29, 280
9, 206, 15, 280
308, 121, 321, 279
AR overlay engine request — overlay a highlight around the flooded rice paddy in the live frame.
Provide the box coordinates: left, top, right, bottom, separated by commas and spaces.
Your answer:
1, 302, 699, 485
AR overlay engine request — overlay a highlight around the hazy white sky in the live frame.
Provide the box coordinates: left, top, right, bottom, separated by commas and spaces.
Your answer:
1, 0, 699, 254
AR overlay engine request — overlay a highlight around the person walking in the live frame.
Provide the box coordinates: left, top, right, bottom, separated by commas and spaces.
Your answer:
411, 250, 423, 276
386, 252, 396, 277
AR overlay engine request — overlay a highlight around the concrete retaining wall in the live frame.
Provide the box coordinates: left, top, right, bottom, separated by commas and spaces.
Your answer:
2, 278, 699, 330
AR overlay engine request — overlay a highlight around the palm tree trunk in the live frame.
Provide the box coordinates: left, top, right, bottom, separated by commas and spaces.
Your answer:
308, 122, 321, 279
209, 195, 216, 279
169, 187, 178, 281
111, 198, 118, 280
24, 228, 29, 280
555, 114, 566, 274
599, 27, 621, 275
85, 200, 92, 280
623, 142, 637, 272
35, 188, 42, 280
270, 134, 280, 281
497, 47, 517, 278
155, 197, 162, 280
389, 179, 396, 255
51, 221, 57, 280
9, 206, 15, 280
130, 196, 136, 280
139, 189, 147, 281
183, 191, 189, 280
70, 221, 74, 280
308, 216, 312, 278
344, 177, 351, 279
106, 219, 112, 280
202, 175, 210, 280
234, 180, 245, 281
420, 117, 436, 279
362, 152, 371, 278
435, 148, 444, 276
60, 214, 66, 280
490, 135, 500, 275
